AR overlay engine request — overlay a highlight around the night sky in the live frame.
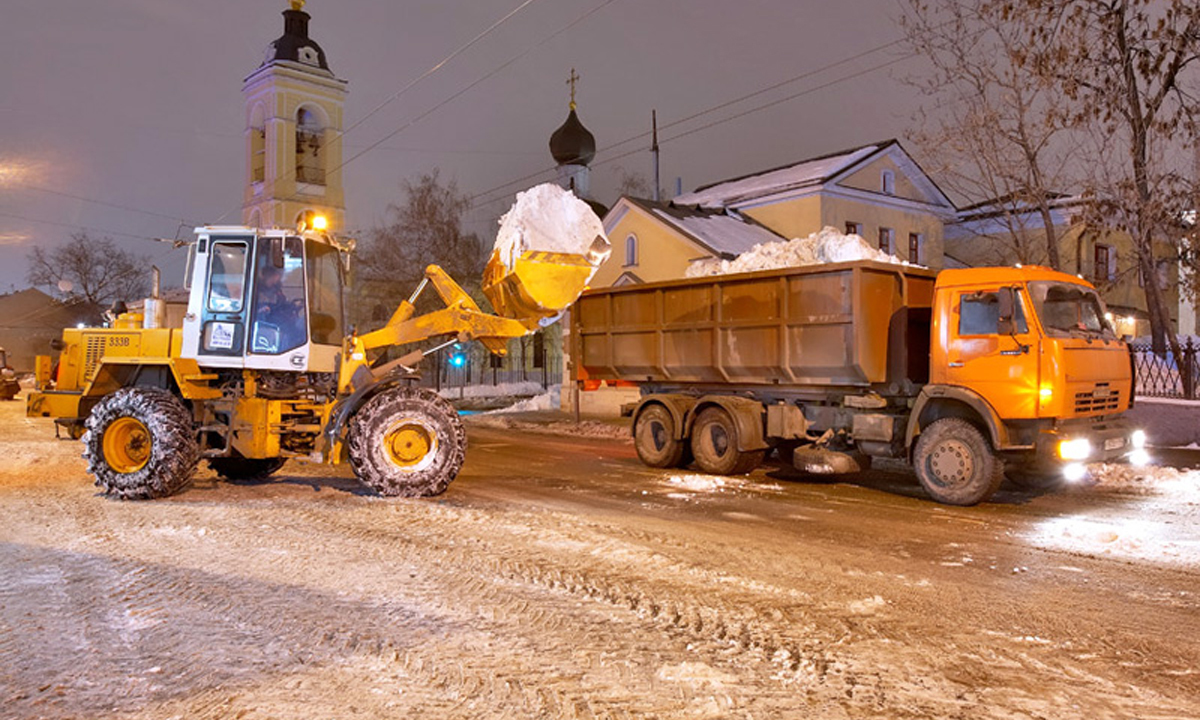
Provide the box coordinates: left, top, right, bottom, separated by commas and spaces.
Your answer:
0, 0, 924, 294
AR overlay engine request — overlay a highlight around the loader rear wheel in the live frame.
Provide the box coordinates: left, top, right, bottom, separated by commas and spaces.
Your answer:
634, 404, 690, 468
208, 456, 287, 481
690, 407, 764, 476
83, 387, 198, 500
348, 387, 466, 497
913, 418, 1004, 506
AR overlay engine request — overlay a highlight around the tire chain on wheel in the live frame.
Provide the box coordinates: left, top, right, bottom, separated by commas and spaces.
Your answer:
82, 386, 200, 500
347, 386, 466, 497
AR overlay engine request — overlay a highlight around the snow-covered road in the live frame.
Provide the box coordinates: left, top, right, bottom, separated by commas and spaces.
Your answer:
3, 398, 1200, 719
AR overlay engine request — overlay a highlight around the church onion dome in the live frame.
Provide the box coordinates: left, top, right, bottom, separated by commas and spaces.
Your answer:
262, 5, 332, 72
549, 109, 596, 166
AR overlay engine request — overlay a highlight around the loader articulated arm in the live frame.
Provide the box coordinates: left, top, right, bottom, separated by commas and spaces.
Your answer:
357, 264, 537, 356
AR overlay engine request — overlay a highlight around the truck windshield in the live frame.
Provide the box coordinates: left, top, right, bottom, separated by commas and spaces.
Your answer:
1028, 281, 1114, 338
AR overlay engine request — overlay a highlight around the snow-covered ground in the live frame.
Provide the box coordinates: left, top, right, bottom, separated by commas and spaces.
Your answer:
686, 225, 912, 277
1027, 461, 1200, 568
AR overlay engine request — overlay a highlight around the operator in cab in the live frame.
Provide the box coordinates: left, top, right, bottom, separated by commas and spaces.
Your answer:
251, 239, 307, 354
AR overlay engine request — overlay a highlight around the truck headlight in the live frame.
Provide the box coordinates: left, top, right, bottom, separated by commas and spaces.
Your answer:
1131, 429, 1146, 450
1057, 438, 1092, 461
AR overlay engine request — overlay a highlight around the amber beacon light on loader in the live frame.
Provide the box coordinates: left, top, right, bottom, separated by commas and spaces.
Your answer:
28, 192, 611, 500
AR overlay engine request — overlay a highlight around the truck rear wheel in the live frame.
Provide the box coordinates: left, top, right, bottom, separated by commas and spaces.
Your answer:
690, 406, 764, 475
634, 404, 690, 468
913, 418, 1004, 505
83, 387, 199, 500
348, 387, 466, 497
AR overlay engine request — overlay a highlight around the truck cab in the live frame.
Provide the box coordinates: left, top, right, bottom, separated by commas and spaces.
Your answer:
927, 266, 1136, 475
181, 226, 349, 374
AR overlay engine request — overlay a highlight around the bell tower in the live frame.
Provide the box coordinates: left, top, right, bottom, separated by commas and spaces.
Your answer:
242, 1, 348, 231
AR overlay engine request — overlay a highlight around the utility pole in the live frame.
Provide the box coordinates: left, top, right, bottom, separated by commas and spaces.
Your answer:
652, 109, 660, 203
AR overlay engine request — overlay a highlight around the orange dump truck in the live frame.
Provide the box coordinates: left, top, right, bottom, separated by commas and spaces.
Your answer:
572, 260, 1144, 505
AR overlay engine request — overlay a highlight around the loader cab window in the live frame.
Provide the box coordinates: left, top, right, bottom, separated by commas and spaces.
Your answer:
208, 241, 249, 313
250, 236, 307, 354
959, 290, 1028, 336
305, 240, 344, 345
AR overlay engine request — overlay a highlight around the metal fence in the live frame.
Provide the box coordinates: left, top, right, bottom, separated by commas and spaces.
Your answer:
1131, 336, 1200, 399
411, 338, 563, 394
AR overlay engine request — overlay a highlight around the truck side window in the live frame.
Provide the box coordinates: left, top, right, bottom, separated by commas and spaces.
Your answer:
959, 292, 1028, 336
208, 242, 248, 313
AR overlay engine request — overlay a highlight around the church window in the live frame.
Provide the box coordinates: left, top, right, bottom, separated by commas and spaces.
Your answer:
296, 107, 324, 185
624, 234, 638, 267
881, 170, 895, 195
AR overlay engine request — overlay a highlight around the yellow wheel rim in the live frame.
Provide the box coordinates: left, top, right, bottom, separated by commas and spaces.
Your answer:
385, 421, 436, 469
103, 417, 152, 474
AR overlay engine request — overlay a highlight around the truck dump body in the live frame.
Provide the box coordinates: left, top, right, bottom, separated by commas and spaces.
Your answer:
574, 260, 938, 389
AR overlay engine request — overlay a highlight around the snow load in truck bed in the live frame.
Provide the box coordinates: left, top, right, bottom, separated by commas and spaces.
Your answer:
685, 225, 913, 278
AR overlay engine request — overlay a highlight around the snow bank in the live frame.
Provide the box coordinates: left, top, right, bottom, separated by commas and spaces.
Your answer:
685, 226, 910, 278
488, 386, 561, 414
493, 183, 610, 272
437, 381, 547, 401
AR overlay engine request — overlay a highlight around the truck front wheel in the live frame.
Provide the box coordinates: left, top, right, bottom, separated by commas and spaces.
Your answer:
348, 387, 466, 497
634, 404, 690, 468
690, 406, 764, 475
912, 418, 1004, 505
83, 387, 199, 500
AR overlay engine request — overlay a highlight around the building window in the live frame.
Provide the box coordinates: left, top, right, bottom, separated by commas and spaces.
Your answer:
296, 107, 324, 185
881, 170, 895, 195
845, 221, 863, 237
1094, 243, 1114, 282
624, 234, 638, 267
909, 233, 922, 264
878, 227, 894, 254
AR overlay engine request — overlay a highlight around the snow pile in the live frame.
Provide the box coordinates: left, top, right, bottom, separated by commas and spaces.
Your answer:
493, 183, 611, 273
488, 386, 560, 414
1085, 462, 1200, 496
437, 381, 547, 401
685, 225, 910, 278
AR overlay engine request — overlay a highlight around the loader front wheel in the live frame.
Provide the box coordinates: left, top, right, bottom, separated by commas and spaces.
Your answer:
83, 387, 199, 500
349, 387, 466, 497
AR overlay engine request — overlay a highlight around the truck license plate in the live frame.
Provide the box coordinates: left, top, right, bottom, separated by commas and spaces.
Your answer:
1104, 437, 1125, 451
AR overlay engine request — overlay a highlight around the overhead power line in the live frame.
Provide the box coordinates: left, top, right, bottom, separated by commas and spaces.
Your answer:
467, 38, 918, 209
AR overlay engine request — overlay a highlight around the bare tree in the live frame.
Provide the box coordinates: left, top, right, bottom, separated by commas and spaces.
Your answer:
1012, 0, 1200, 356
27, 232, 149, 313
901, 0, 1077, 269
356, 170, 487, 322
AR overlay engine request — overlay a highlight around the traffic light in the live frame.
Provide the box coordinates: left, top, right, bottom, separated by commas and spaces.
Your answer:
449, 343, 467, 368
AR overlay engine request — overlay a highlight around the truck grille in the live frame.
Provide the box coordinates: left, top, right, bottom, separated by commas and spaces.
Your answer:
1074, 382, 1121, 414
84, 335, 107, 381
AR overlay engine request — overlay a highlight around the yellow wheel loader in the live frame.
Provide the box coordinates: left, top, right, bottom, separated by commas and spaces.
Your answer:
27, 197, 610, 500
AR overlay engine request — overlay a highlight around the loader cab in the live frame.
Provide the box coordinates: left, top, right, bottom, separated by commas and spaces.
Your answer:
181, 226, 345, 373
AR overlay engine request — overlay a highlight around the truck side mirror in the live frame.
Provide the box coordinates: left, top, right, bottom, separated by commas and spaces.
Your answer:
996, 287, 1016, 335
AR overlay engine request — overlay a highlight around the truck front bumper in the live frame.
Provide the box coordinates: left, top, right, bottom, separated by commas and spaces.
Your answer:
1027, 416, 1147, 474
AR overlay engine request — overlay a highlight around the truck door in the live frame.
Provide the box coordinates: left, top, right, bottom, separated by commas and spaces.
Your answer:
945, 287, 1040, 419
198, 238, 252, 358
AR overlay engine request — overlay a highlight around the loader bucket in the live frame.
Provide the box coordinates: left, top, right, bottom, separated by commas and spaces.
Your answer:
482, 183, 612, 325
482, 241, 608, 325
